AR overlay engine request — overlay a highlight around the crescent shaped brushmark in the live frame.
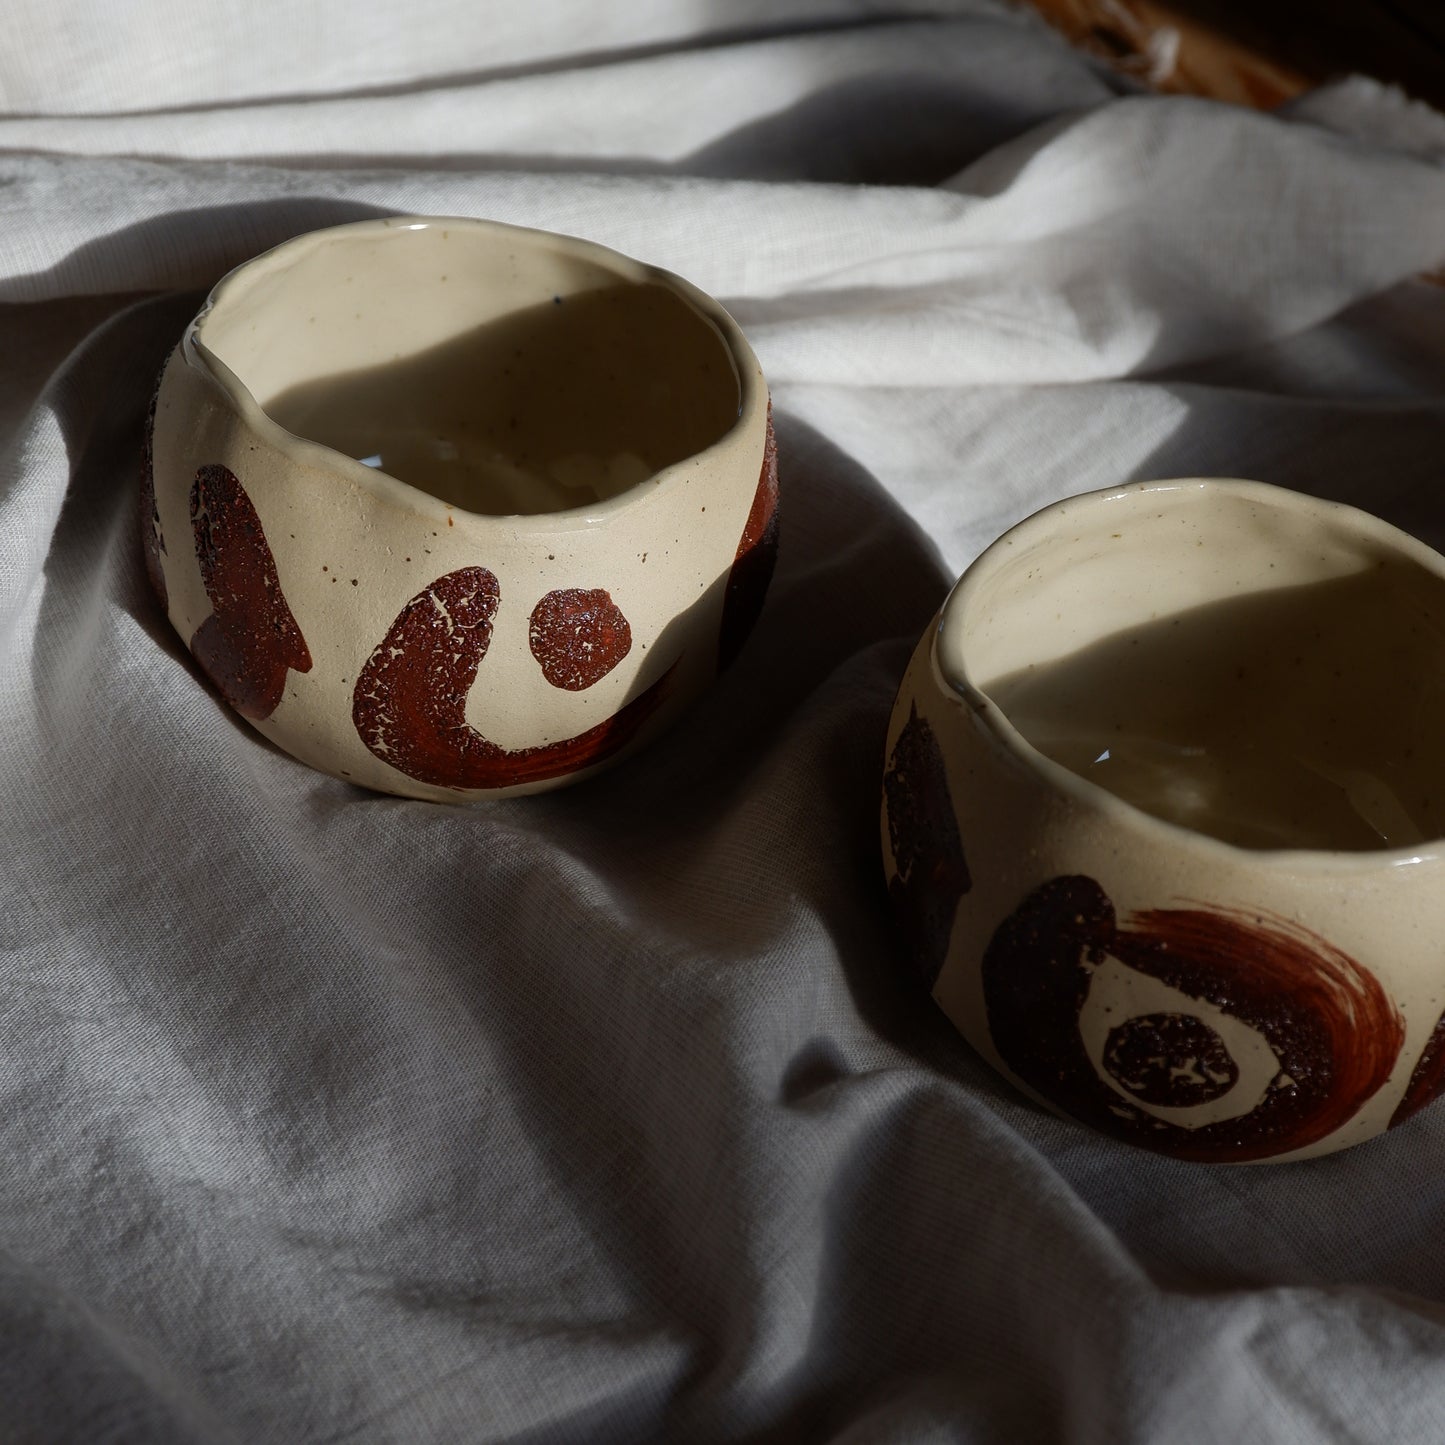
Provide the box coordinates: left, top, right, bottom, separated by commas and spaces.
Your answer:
353, 566, 674, 790
982, 876, 1404, 1162
718, 404, 779, 671
189, 464, 312, 721
882, 703, 972, 987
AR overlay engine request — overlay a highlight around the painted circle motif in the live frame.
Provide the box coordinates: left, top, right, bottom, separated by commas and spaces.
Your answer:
1102, 1012, 1239, 1108
529, 588, 632, 691
981, 875, 1404, 1162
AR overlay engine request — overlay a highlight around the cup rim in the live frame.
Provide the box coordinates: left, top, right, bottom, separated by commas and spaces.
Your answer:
181, 214, 765, 534
935, 477, 1445, 870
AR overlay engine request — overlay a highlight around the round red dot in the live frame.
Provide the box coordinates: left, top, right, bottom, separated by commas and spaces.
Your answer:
529, 588, 632, 691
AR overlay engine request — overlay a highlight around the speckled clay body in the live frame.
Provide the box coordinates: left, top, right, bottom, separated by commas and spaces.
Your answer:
144, 216, 776, 799
882, 479, 1445, 1163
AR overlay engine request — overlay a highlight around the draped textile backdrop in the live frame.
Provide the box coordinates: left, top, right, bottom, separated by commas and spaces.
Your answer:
5, 3, 1445, 1440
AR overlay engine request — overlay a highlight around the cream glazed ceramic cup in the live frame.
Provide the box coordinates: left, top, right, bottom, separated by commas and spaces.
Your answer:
882, 478, 1445, 1163
142, 216, 777, 800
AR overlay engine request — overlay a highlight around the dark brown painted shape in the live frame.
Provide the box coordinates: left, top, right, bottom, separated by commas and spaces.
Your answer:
883, 704, 972, 987
981, 876, 1403, 1162
139, 371, 168, 609
1102, 1012, 1239, 1108
1390, 1010, 1445, 1127
353, 566, 673, 790
718, 406, 779, 671
189, 464, 313, 721
529, 588, 632, 691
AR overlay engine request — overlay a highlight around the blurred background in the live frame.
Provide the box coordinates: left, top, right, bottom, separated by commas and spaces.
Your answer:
1026, 0, 1445, 110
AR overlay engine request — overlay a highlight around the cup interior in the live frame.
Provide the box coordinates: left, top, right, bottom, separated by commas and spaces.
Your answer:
946, 481, 1445, 852
196, 220, 742, 516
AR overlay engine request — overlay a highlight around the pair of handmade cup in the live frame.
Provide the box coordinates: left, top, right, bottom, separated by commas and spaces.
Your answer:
146, 222, 1440, 1164
883, 479, 1445, 1163
144, 216, 776, 801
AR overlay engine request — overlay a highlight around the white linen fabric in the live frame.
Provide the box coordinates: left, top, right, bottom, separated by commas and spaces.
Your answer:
6, 4, 1445, 1441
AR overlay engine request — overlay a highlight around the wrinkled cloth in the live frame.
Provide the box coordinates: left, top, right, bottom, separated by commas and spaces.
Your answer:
5, 5, 1445, 1442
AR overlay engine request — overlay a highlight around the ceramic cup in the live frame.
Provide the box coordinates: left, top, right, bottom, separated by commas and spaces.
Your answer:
882, 478, 1445, 1163
143, 216, 776, 800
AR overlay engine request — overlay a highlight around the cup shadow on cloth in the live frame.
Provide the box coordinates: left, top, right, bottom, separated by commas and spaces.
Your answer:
365, 416, 1017, 1437
520, 410, 1007, 1064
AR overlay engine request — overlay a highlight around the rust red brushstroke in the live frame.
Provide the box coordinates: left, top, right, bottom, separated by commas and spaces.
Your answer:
353, 566, 674, 790
718, 405, 779, 670
139, 370, 168, 609
883, 703, 971, 987
1390, 1010, 1445, 1127
189, 464, 312, 721
529, 588, 632, 691
981, 876, 1403, 1161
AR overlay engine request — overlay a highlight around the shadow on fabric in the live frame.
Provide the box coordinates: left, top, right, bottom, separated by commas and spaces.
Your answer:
244, 70, 1097, 187
527, 412, 973, 1054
